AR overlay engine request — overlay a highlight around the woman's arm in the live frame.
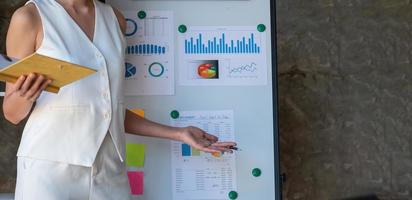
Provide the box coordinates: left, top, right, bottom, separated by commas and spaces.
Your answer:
124, 110, 237, 153
3, 5, 51, 124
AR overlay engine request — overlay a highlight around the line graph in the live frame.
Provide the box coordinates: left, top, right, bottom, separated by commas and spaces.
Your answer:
229, 62, 257, 74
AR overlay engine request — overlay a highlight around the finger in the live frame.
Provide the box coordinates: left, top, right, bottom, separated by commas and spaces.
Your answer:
28, 79, 50, 101
203, 133, 218, 142
192, 143, 220, 153
200, 140, 212, 147
20, 73, 37, 96
26, 75, 46, 98
13, 75, 26, 91
198, 147, 221, 153
208, 146, 233, 153
29, 90, 41, 102
210, 142, 237, 147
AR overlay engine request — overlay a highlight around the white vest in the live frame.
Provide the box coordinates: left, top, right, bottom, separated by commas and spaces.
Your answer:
17, 0, 126, 167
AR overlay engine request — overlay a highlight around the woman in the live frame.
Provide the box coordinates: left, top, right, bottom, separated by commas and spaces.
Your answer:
3, 0, 236, 199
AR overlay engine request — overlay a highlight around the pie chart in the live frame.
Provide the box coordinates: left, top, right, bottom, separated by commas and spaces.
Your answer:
148, 62, 165, 77
198, 63, 218, 79
125, 62, 137, 78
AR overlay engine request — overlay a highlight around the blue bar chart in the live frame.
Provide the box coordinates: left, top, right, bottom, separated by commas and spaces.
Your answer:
184, 33, 261, 54
127, 44, 166, 55
181, 144, 191, 156
181, 144, 201, 157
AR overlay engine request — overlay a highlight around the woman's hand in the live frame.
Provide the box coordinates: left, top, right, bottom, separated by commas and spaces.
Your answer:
3, 73, 52, 124
178, 126, 237, 154
10, 73, 52, 102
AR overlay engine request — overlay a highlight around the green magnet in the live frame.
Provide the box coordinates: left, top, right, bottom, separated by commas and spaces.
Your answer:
252, 168, 262, 177
137, 10, 146, 19
228, 191, 238, 199
170, 110, 180, 119
178, 25, 187, 33
257, 24, 266, 32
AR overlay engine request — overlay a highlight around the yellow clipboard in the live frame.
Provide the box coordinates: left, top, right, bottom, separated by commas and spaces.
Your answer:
0, 53, 97, 93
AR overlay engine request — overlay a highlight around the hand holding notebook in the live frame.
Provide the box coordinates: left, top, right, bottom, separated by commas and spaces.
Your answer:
0, 53, 97, 93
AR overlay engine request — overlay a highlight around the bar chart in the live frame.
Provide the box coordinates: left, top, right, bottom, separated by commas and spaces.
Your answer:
126, 44, 167, 55
179, 26, 268, 86
184, 33, 261, 54
181, 144, 201, 156
181, 143, 223, 158
123, 10, 174, 95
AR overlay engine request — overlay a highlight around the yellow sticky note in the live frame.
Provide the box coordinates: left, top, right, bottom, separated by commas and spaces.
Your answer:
130, 109, 145, 118
126, 143, 146, 167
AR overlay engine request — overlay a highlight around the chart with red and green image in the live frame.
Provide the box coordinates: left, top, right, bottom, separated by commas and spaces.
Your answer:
179, 26, 268, 86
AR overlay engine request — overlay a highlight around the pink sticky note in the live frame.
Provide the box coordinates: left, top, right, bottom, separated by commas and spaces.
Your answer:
127, 171, 144, 195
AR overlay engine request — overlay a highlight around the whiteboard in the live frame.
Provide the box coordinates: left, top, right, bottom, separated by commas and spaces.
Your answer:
106, 0, 280, 199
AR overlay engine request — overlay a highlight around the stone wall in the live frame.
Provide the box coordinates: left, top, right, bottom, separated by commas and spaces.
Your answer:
277, 0, 412, 199
0, 0, 27, 193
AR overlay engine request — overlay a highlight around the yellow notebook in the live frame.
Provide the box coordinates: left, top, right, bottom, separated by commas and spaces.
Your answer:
0, 53, 97, 93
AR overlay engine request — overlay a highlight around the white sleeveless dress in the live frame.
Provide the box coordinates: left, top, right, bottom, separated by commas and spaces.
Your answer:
14, 0, 131, 199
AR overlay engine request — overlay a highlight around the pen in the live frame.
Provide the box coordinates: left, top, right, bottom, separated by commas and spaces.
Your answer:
229, 146, 241, 151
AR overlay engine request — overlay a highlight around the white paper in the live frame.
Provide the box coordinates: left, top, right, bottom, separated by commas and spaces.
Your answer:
124, 11, 175, 96
178, 26, 267, 86
171, 110, 237, 200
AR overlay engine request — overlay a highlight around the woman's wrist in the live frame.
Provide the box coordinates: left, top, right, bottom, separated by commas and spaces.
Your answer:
171, 127, 185, 142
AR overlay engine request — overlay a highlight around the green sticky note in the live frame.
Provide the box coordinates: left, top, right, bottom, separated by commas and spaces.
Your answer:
126, 143, 146, 167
